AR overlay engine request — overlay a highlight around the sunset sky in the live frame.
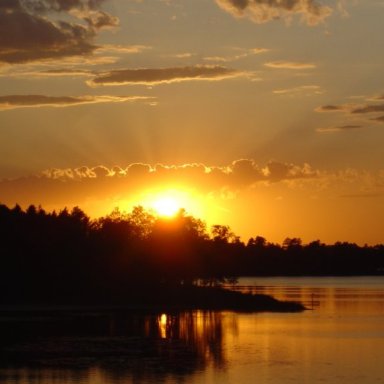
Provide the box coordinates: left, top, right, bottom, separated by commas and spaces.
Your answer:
1, 0, 384, 245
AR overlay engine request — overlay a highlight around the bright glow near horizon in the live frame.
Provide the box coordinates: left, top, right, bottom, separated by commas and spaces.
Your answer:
152, 196, 180, 218
138, 188, 204, 220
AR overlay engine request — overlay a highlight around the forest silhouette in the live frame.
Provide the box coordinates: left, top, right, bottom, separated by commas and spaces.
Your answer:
0, 203, 383, 307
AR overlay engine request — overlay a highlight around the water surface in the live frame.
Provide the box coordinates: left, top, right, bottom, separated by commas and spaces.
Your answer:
1, 276, 384, 384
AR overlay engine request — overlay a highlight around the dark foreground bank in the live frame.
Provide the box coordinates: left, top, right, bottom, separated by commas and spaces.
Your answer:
1, 285, 305, 313
127, 285, 306, 312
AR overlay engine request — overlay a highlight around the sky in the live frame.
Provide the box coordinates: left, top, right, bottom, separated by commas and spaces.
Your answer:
1, 0, 384, 245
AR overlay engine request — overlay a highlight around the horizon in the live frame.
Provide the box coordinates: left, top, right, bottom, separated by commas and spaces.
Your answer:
2, 201, 383, 247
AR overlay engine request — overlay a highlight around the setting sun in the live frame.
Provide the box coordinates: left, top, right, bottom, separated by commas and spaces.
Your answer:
152, 196, 180, 218
135, 188, 205, 220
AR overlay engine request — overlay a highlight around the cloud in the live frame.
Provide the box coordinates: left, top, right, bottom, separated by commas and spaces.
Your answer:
316, 95, 384, 114
0, 94, 154, 110
204, 47, 269, 63
316, 125, 363, 133
215, 0, 333, 26
351, 104, 384, 114
0, 160, 319, 208
316, 102, 384, 115
0, 0, 118, 64
264, 61, 316, 69
95, 45, 151, 54
262, 161, 317, 182
273, 85, 323, 96
315, 104, 349, 112
88, 65, 248, 86
35, 160, 320, 187
315, 100, 384, 130
371, 115, 384, 123
33, 69, 95, 77
2, 160, 384, 224
169, 53, 194, 59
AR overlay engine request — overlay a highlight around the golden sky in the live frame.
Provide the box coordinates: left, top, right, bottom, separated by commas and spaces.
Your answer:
0, 0, 384, 245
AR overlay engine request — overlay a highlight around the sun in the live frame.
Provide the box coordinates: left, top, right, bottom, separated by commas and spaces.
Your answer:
136, 187, 203, 219
152, 196, 180, 218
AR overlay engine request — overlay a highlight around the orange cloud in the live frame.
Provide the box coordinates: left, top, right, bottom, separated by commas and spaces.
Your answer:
0, 160, 320, 210
265, 61, 316, 69
0, 95, 154, 110
204, 47, 269, 63
273, 85, 322, 96
316, 125, 363, 133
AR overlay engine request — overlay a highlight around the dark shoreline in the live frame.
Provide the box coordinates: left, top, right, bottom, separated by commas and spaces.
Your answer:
0, 286, 306, 315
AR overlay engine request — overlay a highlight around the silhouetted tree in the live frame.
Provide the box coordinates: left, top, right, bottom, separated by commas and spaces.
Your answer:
0, 202, 384, 305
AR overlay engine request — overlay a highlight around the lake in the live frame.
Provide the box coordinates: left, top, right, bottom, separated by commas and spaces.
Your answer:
1, 276, 384, 384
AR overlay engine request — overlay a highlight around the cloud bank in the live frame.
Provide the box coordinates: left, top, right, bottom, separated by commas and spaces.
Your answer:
215, 0, 333, 26
40, 159, 318, 186
0, 160, 318, 208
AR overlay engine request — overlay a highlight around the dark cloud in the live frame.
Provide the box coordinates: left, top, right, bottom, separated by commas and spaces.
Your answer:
370, 115, 384, 123
0, 94, 154, 110
316, 104, 346, 112
316, 100, 384, 130
351, 104, 384, 114
0, 0, 117, 64
88, 66, 247, 86
20, 0, 106, 13
215, 0, 333, 26
317, 102, 384, 115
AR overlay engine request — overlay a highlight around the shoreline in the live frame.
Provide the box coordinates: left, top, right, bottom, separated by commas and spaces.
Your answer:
0, 286, 306, 314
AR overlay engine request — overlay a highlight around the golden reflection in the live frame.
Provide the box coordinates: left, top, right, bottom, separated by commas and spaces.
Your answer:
158, 313, 168, 338
152, 311, 230, 368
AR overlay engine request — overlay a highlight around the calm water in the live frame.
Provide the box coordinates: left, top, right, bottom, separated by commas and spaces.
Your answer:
1, 276, 384, 384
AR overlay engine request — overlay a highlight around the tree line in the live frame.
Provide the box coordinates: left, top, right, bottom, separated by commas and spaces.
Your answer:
1, 203, 383, 304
